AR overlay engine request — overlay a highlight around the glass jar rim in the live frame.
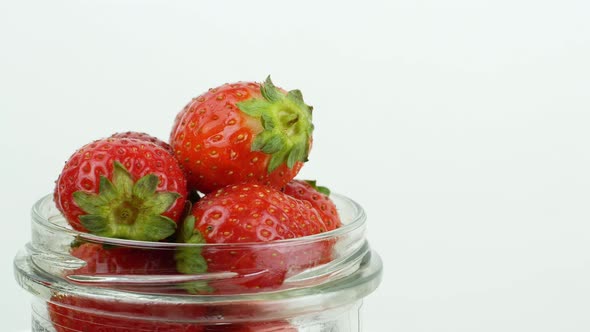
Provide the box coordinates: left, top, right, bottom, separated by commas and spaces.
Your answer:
32, 193, 367, 248
16, 192, 383, 321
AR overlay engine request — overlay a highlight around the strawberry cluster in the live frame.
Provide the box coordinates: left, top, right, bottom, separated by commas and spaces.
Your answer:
50, 77, 342, 331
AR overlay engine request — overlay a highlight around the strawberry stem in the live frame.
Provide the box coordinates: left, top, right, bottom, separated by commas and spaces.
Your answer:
72, 161, 180, 241
237, 76, 314, 172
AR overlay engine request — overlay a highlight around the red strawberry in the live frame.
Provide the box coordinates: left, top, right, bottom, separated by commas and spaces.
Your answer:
54, 136, 187, 241
170, 76, 314, 194
175, 183, 332, 293
283, 180, 342, 231
50, 244, 204, 331
48, 295, 206, 332
204, 321, 297, 331
110, 131, 173, 154
67, 242, 177, 276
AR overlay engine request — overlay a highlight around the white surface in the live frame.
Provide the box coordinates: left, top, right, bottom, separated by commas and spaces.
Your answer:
2, 0, 590, 331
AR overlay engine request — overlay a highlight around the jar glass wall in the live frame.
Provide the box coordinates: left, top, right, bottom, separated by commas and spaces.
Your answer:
15, 194, 382, 331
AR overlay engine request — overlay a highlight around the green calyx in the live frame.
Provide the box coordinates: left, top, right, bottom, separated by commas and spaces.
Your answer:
304, 180, 331, 196
174, 215, 212, 294
72, 161, 180, 242
237, 76, 314, 172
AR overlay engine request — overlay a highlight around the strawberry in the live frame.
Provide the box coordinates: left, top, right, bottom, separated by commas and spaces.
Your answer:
48, 295, 206, 332
175, 183, 332, 293
204, 305, 297, 331
110, 131, 173, 154
49, 243, 205, 331
54, 136, 187, 241
204, 321, 297, 331
283, 180, 342, 231
170, 76, 314, 193
67, 242, 177, 276
49, 294, 294, 332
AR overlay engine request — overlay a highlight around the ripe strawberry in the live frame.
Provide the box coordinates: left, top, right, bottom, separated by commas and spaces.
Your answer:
110, 131, 173, 154
67, 242, 177, 276
283, 180, 342, 231
175, 183, 332, 293
54, 136, 187, 241
50, 244, 203, 331
204, 321, 297, 331
204, 305, 297, 331
48, 295, 206, 332
170, 76, 314, 193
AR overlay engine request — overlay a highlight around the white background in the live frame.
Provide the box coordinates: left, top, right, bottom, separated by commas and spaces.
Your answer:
2, 0, 590, 331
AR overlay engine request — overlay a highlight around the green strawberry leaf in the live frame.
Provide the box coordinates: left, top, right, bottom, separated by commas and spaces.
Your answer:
72, 161, 180, 241
98, 176, 117, 200
112, 161, 134, 197
175, 216, 212, 294
79, 214, 109, 235
287, 144, 304, 169
237, 99, 271, 117
133, 174, 159, 200
175, 245, 207, 274
260, 112, 276, 131
286, 89, 305, 107
304, 180, 331, 196
258, 134, 285, 155
143, 192, 182, 215
260, 75, 282, 102
268, 151, 287, 172
72, 191, 105, 215
137, 215, 177, 242
236, 76, 314, 173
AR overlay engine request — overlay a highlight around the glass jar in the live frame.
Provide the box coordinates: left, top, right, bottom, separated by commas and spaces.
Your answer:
14, 193, 382, 332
